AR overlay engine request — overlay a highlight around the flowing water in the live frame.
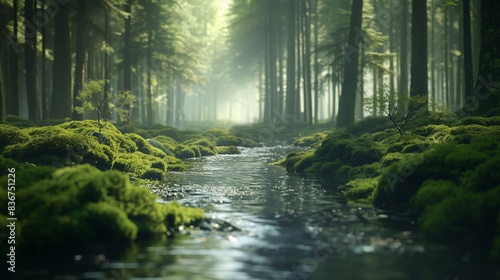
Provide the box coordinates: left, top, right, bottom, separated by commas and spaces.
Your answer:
17, 147, 499, 280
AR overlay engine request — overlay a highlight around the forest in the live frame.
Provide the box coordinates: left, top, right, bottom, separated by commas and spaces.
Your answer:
1, 0, 500, 279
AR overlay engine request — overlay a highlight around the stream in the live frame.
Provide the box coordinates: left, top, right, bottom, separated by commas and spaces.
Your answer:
18, 147, 500, 280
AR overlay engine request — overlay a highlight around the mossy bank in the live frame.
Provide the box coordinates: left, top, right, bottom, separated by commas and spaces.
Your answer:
277, 115, 500, 261
0, 118, 253, 255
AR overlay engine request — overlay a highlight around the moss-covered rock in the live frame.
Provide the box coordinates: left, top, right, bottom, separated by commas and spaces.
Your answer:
125, 133, 166, 158
292, 132, 329, 147
344, 177, 379, 200
216, 135, 261, 147
315, 133, 383, 166
173, 145, 197, 159
141, 168, 166, 181
0, 164, 203, 252
59, 120, 137, 153
0, 124, 30, 152
445, 124, 500, 144
3, 127, 115, 169
184, 138, 217, 156
381, 152, 406, 167
152, 135, 178, 151
2, 115, 37, 127
459, 116, 500, 126
204, 128, 231, 138
216, 146, 241, 155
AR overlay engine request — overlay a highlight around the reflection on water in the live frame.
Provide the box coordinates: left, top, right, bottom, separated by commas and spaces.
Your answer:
16, 147, 500, 280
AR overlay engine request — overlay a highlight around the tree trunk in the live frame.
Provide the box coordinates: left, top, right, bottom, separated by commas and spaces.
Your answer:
50, 3, 72, 119
296, 0, 302, 121
40, 0, 48, 119
398, 0, 408, 114
474, 0, 500, 113
409, 0, 428, 112
285, 0, 296, 124
462, 0, 474, 109
124, 0, 132, 91
25, 0, 38, 121
313, 0, 319, 124
430, 0, 436, 110
72, 0, 87, 120
337, 0, 363, 127
302, 0, 312, 125
146, 30, 153, 126
7, 0, 19, 116
103, 8, 111, 119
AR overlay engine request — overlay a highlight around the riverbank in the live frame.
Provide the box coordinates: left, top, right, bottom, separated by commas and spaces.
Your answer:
276, 114, 500, 262
0, 116, 261, 256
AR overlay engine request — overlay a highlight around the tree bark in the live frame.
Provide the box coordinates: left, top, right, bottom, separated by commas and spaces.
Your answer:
285, 0, 296, 124
462, 0, 474, 109
25, 0, 38, 121
398, 0, 408, 114
7, 0, 19, 116
50, 3, 72, 119
41, 0, 48, 119
409, 0, 428, 112
474, 0, 500, 114
72, 0, 87, 120
337, 0, 363, 127
146, 29, 153, 126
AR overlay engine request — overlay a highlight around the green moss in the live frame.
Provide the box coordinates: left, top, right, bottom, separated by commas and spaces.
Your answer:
216, 146, 241, 154
349, 162, 381, 179
315, 133, 382, 166
216, 135, 261, 147
204, 128, 230, 137
125, 133, 166, 158
151, 135, 178, 151
418, 187, 500, 246
163, 201, 204, 229
0, 124, 30, 151
344, 177, 379, 200
445, 125, 500, 144
112, 151, 172, 178
183, 138, 217, 156
1, 164, 203, 252
59, 120, 137, 153
141, 168, 165, 181
80, 202, 138, 242
319, 160, 342, 174
2, 115, 37, 127
147, 138, 174, 156
3, 128, 114, 169
386, 134, 431, 154
293, 150, 316, 172
164, 155, 191, 171
459, 116, 500, 126
293, 132, 329, 147
373, 143, 457, 210
173, 145, 197, 159
381, 152, 406, 167
410, 180, 462, 214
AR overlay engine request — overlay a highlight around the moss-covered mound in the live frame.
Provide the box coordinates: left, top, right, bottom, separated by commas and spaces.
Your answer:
371, 132, 500, 259
280, 131, 383, 180
0, 124, 30, 152
215, 135, 261, 147
292, 132, 329, 147
216, 146, 241, 154
0, 121, 190, 179
0, 164, 203, 253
